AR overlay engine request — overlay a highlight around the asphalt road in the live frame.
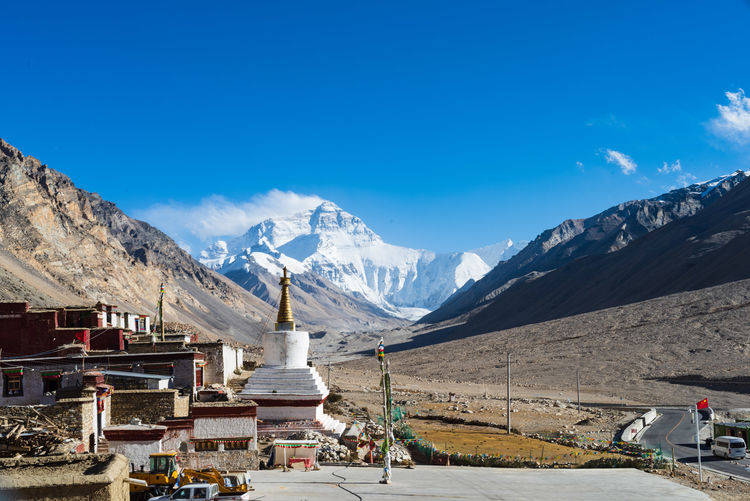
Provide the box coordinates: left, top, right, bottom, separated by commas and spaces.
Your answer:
639, 408, 750, 481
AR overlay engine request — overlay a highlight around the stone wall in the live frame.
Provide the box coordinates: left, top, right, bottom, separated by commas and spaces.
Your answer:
0, 389, 99, 451
110, 389, 189, 425
182, 449, 259, 471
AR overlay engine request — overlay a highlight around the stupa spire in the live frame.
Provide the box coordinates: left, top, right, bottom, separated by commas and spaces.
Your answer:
275, 266, 295, 331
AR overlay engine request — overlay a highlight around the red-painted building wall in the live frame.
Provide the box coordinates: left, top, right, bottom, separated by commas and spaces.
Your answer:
0, 302, 122, 356
89, 328, 125, 351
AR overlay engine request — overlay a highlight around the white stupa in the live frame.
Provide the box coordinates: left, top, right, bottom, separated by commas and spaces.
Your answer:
238, 267, 345, 436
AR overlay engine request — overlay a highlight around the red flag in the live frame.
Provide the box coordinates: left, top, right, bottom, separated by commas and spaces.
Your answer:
696, 398, 708, 410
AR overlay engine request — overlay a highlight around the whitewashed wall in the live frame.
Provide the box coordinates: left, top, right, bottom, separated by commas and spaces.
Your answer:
257, 404, 322, 421
110, 440, 163, 471
193, 416, 256, 439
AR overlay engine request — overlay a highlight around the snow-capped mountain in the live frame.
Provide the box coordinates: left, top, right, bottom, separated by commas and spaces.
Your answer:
470, 239, 528, 268
200, 201, 491, 319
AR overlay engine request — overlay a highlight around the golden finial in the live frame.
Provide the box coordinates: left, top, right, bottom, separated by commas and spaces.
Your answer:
275, 266, 295, 331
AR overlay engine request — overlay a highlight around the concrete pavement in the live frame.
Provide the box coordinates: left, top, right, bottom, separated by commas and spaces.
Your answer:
248, 465, 708, 500
640, 408, 750, 481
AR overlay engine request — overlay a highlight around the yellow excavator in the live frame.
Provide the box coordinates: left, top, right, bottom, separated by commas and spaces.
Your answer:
129, 452, 181, 500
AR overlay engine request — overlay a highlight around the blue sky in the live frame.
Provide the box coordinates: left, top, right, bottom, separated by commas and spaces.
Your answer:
2, 1, 750, 254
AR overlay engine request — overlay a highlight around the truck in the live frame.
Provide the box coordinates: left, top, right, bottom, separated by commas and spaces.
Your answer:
148, 483, 251, 501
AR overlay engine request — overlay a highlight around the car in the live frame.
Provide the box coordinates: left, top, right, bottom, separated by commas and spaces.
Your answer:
698, 407, 715, 421
711, 436, 747, 460
148, 483, 250, 501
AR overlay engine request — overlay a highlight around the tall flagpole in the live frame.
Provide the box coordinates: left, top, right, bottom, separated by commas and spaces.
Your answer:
377, 338, 392, 484
694, 404, 703, 483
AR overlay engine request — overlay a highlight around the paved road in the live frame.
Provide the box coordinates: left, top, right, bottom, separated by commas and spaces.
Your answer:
250, 465, 708, 500
640, 408, 750, 481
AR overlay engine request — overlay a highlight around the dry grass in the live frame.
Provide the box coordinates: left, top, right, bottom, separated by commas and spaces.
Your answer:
409, 419, 625, 466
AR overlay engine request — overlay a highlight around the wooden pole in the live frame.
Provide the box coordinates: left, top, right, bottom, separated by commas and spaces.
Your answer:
506, 352, 511, 434
577, 369, 581, 413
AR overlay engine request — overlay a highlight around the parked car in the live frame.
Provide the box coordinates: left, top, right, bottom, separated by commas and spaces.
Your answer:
698, 407, 715, 421
711, 436, 747, 459
148, 483, 251, 501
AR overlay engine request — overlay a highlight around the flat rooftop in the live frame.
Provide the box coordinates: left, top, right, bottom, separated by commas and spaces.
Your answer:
102, 370, 171, 380
250, 466, 708, 500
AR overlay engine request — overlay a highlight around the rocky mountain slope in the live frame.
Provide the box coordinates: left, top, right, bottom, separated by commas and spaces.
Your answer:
423, 170, 749, 325
0, 139, 403, 337
201, 201, 495, 319
0, 140, 267, 340
462, 172, 750, 334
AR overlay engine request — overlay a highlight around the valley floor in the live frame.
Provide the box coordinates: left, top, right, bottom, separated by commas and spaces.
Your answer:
314, 278, 750, 409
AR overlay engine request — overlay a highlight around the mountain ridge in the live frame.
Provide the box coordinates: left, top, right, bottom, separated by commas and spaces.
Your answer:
422, 170, 750, 325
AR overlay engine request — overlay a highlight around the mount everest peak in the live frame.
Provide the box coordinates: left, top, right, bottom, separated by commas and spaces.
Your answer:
200, 200, 513, 320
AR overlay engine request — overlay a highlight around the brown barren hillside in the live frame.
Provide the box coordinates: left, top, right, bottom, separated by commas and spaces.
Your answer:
0, 138, 274, 342
341, 278, 750, 408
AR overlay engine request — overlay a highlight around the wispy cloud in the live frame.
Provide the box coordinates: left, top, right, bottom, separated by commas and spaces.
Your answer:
585, 114, 625, 128
709, 89, 750, 145
605, 149, 637, 175
658, 159, 681, 174
576, 161, 584, 172
676, 173, 698, 187
134, 190, 325, 253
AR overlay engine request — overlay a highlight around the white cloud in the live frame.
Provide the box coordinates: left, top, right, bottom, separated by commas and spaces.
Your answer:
605, 149, 637, 175
585, 114, 625, 128
709, 89, 750, 145
676, 173, 698, 187
134, 190, 325, 253
658, 159, 682, 174
576, 161, 584, 172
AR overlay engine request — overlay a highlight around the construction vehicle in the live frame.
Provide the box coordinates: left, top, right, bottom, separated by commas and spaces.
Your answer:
179, 467, 253, 494
130, 452, 182, 500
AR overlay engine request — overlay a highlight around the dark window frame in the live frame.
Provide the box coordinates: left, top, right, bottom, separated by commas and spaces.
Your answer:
3, 373, 23, 397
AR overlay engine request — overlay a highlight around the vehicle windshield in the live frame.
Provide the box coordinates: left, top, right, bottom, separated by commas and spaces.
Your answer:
731, 443, 745, 449
150, 456, 175, 474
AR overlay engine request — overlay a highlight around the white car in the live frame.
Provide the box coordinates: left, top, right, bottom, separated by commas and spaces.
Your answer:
712, 436, 747, 459
148, 483, 250, 501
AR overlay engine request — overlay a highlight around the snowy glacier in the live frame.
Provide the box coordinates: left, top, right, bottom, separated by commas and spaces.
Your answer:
200, 201, 501, 320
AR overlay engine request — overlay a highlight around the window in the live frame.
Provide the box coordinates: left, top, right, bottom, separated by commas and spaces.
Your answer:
193, 488, 207, 499
42, 374, 61, 394
171, 487, 191, 499
194, 440, 218, 452
224, 440, 249, 450
3, 373, 23, 397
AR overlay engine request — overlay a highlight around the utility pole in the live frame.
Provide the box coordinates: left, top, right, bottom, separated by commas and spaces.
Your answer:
327, 362, 331, 389
694, 405, 703, 483
576, 369, 581, 413
506, 352, 511, 435
158, 283, 165, 342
